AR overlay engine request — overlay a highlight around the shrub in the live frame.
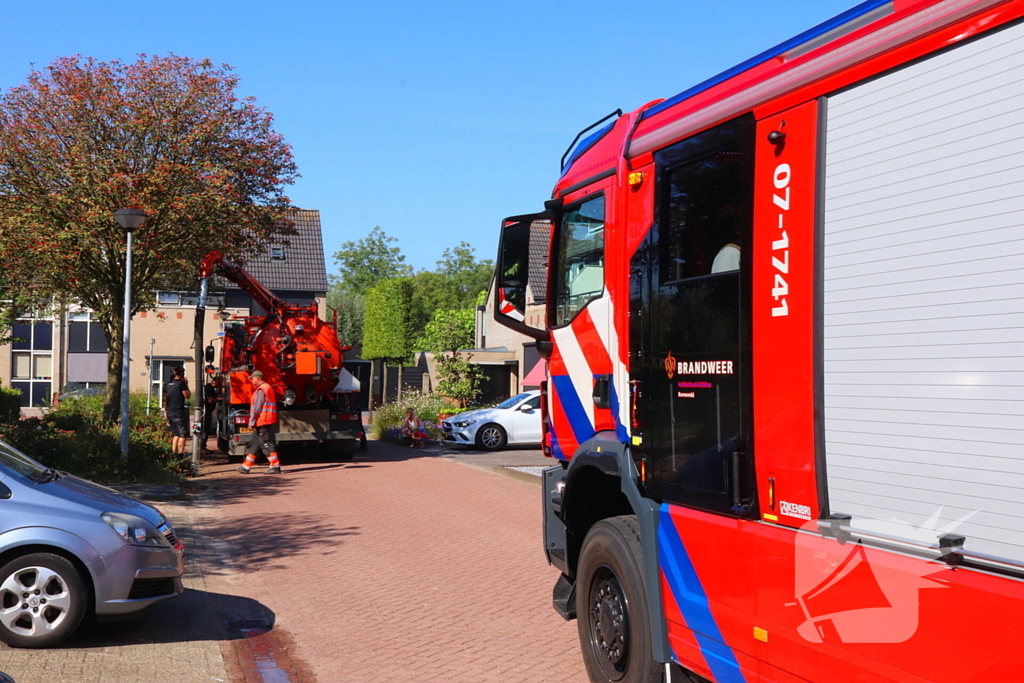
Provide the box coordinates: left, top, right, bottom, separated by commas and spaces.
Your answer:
0, 384, 20, 423
370, 391, 453, 443
0, 392, 188, 484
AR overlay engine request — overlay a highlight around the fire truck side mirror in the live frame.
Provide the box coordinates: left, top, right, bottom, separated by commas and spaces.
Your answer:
494, 212, 553, 342
205, 345, 215, 363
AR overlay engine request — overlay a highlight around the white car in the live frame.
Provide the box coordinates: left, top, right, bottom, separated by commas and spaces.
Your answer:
441, 391, 542, 450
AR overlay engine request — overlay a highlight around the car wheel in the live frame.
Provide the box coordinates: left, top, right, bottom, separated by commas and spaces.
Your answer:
0, 553, 87, 649
577, 516, 660, 683
475, 424, 507, 451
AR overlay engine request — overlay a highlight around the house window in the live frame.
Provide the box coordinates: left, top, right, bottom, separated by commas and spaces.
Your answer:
9, 319, 53, 407
69, 311, 108, 353
157, 291, 181, 306
153, 291, 224, 308
270, 246, 286, 260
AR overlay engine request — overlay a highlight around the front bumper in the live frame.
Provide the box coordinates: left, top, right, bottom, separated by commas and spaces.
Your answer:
441, 421, 476, 445
89, 541, 185, 616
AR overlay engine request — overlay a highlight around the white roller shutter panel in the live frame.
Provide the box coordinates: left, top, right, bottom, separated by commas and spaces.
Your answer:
822, 20, 1024, 564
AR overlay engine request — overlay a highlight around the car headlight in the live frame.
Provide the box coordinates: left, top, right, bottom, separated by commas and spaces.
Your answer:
102, 512, 170, 547
453, 419, 476, 428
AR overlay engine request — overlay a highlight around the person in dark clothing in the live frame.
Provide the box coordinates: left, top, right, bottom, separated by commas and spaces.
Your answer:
202, 376, 224, 453
163, 366, 192, 455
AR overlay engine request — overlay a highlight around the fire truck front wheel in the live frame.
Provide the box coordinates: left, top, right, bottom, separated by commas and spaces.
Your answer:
577, 516, 660, 683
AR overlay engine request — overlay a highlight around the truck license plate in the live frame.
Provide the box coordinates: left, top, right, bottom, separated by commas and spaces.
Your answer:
239, 427, 253, 434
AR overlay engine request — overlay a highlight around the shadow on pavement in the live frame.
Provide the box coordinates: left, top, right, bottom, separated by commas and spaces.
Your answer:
198, 512, 360, 573
60, 588, 275, 648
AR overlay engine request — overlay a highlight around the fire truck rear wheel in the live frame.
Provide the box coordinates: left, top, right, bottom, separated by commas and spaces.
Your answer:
217, 436, 230, 453
475, 424, 507, 451
577, 516, 659, 683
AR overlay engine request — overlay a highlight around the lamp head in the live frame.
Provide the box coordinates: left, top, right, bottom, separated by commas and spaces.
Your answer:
114, 208, 149, 232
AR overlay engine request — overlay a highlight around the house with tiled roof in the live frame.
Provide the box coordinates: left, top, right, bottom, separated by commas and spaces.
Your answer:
0, 208, 334, 415
219, 208, 330, 314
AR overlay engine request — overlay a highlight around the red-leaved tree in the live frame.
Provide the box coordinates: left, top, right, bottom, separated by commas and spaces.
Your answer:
0, 54, 298, 420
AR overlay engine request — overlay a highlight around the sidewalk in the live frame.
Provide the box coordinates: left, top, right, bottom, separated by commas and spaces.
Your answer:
0, 490, 230, 683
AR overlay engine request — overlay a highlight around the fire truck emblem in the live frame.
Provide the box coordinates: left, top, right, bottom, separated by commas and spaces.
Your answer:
664, 351, 677, 379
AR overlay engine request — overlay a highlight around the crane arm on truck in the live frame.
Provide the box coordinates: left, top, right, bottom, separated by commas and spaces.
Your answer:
199, 250, 285, 317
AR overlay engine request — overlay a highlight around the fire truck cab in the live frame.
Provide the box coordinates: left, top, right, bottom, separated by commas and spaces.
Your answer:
494, 1, 1024, 681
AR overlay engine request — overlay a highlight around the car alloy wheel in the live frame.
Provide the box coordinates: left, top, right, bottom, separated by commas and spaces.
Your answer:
0, 567, 72, 636
476, 424, 507, 451
0, 553, 86, 648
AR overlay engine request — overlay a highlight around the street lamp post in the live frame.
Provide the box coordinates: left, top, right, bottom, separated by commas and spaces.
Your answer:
113, 209, 149, 461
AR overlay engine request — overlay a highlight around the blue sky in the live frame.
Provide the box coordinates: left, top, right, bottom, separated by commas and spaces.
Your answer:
1, 0, 854, 274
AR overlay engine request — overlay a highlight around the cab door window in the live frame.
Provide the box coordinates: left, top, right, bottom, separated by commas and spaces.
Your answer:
552, 195, 605, 327
644, 115, 756, 514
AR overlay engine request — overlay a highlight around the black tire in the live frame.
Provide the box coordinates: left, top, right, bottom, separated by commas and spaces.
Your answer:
475, 423, 507, 451
216, 436, 230, 453
577, 516, 660, 683
0, 552, 87, 649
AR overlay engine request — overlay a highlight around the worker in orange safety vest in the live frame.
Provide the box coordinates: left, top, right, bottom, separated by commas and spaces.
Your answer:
237, 370, 282, 475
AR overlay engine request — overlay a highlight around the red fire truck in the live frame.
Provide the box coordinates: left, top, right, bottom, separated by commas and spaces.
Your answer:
493, 1, 1024, 681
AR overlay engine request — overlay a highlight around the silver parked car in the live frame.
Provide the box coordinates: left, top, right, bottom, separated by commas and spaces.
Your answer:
441, 391, 542, 450
0, 439, 184, 648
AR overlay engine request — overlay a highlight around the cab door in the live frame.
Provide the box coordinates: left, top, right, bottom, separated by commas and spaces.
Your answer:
631, 114, 761, 682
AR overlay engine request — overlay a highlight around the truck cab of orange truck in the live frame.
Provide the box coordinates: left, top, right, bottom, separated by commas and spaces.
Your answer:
493, 1, 1024, 681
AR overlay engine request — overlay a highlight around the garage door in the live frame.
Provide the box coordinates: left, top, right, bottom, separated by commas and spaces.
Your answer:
822, 19, 1024, 564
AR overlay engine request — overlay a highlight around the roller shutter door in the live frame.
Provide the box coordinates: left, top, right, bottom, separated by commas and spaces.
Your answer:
822, 19, 1024, 564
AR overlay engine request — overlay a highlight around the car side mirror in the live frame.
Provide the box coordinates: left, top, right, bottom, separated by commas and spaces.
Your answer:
0, 481, 11, 499
205, 345, 216, 364
519, 403, 534, 412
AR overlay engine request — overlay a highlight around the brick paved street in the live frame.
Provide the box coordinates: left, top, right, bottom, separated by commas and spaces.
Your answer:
198, 440, 587, 683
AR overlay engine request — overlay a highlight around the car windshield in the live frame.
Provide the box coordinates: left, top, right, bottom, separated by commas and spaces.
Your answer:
0, 439, 49, 481
495, 393, 533, 410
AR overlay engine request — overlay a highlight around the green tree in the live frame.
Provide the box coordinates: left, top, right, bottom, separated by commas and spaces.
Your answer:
0, 272, 40, 346
362, 278, 414, 364
408, 269, 448, 338
409, 243, 493, 347
327, 287, 365, 349
332, 227, 412, 296
0, 54, 297, 420
422, 308, 483, 407
436, 242, 494, 308
329, 226, 412, 349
